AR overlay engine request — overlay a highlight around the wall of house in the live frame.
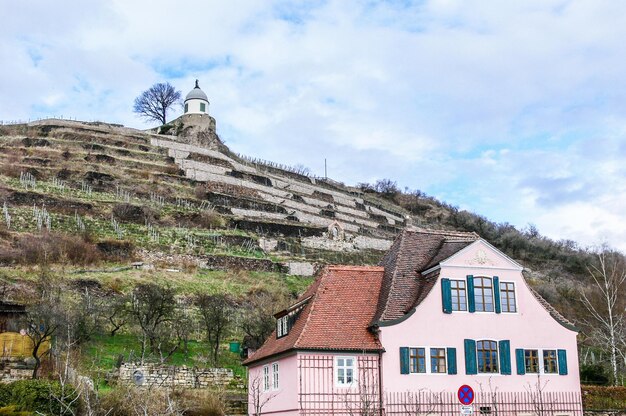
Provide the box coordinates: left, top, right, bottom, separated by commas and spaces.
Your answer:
248, 353, 299, 416
297, 352, 381, 415
379, 241, 580, 394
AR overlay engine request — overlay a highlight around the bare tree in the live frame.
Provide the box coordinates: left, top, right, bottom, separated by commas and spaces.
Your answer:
196, 293, 233, 365
249, 373, 278, 416
580, 247, 626, 385
129, 283, 177, 362
133, 82, 181, 125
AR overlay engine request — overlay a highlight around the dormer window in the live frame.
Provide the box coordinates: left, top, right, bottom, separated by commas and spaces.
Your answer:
275, 297, 311, 339
277, 315, 289, 338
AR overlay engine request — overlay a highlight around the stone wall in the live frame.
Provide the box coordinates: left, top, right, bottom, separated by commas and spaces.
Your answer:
119, 363, 233, 389
202, 254, 282, 272
0, 358, 35, 383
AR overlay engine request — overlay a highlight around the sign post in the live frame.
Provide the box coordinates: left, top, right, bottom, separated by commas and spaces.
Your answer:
457, 385, 475, 415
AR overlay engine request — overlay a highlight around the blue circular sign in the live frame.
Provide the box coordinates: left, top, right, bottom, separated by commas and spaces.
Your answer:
458, 384, 475, 405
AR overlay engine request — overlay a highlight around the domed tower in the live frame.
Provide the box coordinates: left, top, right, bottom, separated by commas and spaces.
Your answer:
184, 80, 209, 115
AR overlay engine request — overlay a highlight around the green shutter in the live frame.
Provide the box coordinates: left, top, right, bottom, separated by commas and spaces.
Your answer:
516, 349, 525, 375
441, 278, 452, 314
499, 340, 511, 375
466, 275, 475, 313
558, 349, 568, 375
464, 339, 477, 375
447, 347, 457, 375
494, 276, 501, 314
400, 347, 410, 374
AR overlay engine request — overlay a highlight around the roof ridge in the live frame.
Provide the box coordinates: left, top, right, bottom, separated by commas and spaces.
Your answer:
406, 227, 479, 238
328, 265, 385, 271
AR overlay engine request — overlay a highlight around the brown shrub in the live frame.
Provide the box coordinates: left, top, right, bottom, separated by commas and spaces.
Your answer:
7, 233, 102, 266
0, 153, 22, 178
196, 210, 226, 229
96, 239, 135, 259
112, 203, 157, 224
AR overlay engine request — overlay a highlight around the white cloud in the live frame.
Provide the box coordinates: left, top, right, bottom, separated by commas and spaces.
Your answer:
2, 0, 626, 251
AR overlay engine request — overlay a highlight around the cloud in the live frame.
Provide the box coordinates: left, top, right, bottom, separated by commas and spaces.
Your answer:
2, 0, 626, 251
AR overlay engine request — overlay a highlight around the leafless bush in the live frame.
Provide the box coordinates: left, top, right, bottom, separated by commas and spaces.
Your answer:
196, 210, 225, 229
6, 233, 103, 266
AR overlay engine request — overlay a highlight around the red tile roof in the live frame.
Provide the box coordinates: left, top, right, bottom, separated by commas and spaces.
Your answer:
243, 265, 385, 365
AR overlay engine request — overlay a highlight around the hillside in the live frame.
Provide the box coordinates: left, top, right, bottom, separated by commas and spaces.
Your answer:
0, 114, 614, 390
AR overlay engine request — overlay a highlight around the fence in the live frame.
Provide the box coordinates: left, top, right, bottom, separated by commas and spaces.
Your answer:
385, 391, 583, 416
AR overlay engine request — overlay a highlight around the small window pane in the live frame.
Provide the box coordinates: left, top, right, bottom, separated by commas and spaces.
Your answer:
543, 350, 558, 374
525, 350, 539, 373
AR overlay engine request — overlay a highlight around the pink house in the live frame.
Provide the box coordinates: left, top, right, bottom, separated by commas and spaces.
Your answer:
244, 229, 582, 415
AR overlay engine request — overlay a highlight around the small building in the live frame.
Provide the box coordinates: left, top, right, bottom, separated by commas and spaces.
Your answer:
244, 228, 582, 415
0, 301, 25, 333
184, 80, 209, 115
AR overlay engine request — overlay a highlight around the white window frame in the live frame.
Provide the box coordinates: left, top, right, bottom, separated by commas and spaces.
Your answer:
335, 356, 357, 387
429, 347, 448, 374
408, 346, 427, 374
542, 349, 559, 374
271, 362, 279, 390
263, 365, 270, 391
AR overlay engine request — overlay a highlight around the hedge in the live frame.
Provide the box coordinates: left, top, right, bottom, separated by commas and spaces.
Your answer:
582, 385, 626, 410
0, 380, 77, 415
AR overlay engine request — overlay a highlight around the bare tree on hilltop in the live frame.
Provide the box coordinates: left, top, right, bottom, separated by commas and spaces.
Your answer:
133, 82, 181, 125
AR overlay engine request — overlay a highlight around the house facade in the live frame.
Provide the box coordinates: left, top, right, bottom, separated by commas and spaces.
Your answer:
244, 229, 581, 415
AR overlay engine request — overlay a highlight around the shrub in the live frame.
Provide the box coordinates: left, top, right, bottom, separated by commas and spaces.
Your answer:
197, 210, 226, 229
96, 239, 135, 259
0, 406, 32, 416
112, 203, 156, 223
0, 380, 77, 415
9, 233, 102, 266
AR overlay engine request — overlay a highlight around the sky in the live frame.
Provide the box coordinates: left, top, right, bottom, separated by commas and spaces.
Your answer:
1, 0, 625, 252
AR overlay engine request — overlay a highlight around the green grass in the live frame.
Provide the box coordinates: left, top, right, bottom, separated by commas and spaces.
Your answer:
83, 333, 247, 379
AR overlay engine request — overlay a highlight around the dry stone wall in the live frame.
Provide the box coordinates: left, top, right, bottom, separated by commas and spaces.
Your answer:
119, 363, 233, 388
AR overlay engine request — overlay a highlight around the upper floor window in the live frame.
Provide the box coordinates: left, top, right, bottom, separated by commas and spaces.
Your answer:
200, 102, 206, 112
276, 315, 289, 338
477, 340, 499, 373
409, 347, 426, 373
336, 357, 356, 386
430, 348, 447, 373
272, 362, 279, 390
543, 350, 558, 374
524, 349, 539, 373
184, 103, 188, 113
500, 282, 517, 313
474, 277, 494, 312
451, 280, 467, 311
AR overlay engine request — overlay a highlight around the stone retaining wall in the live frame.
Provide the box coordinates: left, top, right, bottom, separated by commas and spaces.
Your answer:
119, 363, 233, 389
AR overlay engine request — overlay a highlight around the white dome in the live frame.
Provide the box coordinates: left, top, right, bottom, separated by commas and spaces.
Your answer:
185, 80, 208, 103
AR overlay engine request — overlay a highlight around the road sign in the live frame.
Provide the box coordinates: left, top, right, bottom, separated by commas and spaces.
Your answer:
460, 405, 474, 415
457, 384, 475, 405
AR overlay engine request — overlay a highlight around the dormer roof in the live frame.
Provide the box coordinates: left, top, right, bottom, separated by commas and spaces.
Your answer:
184, 80, 208, 102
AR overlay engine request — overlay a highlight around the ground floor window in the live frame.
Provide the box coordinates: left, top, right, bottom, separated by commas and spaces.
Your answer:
272, 362, 279, 390
263, 365, 270, 391
525, 349, 539, 373
477, 340, 499, 373
336, 356, 356, 386
410, 348, 426, 373
430, 348, 447, 373
543, 350, 558, 373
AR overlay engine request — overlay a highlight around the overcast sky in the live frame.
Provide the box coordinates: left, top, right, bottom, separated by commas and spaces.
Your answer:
2, 0, 625, 252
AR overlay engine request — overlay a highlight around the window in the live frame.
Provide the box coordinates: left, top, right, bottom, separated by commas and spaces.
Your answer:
263, 365, 270, 391
336, 357, 356, 386
200, 102, 206, 112
272, 362, 279, 390
409, 348, 426, 373
184, 103, 188, 113
477, 340, 499, 373
430, 348, 447, 373
474, 277, 494, 312
543, 350, 558, 374
451, 280, 467, 311
524, 349, 539, 373
276, 315, 289, 338
500, 282, 517, 313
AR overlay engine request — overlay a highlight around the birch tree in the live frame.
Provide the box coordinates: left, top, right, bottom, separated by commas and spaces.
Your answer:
580, 247, 626, 385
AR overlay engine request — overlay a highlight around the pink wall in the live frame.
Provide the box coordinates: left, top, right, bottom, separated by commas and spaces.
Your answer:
380, 240, 580, 394
248, 353, 299, 415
